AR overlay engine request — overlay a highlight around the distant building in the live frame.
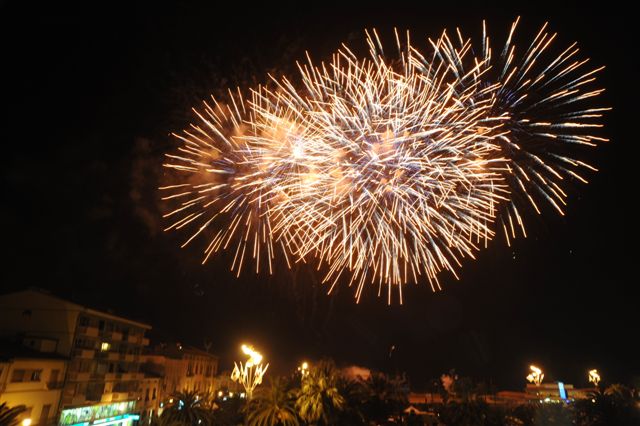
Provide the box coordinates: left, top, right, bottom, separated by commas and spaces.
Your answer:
0, 340, 67, 426
524, 383, 595, 401
139, 342, 219, 416
136, 374, 161, 422
0, 289, 151, 426
408, 392, 444, 405
212, 371, 242, 398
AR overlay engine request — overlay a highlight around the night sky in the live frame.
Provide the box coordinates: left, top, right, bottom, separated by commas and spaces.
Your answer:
2, 2, 637, 391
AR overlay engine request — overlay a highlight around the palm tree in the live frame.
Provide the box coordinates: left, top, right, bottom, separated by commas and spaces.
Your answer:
574, 383, 640, 426
244, 377, 299, 426
335, 377, 367, 425
0, 402, 27, 426
149, 413, 183, 426
295, 359, 345, 425
161, 390, 212, 425
362, 372, 409, 423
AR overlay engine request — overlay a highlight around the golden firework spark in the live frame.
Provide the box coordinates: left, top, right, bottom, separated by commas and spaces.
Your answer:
427, 18, 610, 244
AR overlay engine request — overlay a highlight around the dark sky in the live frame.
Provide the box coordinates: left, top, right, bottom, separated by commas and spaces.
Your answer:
2, 2, 637, 391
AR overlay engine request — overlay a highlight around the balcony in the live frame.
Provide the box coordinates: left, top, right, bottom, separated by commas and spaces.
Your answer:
47, 381, 65, 389
67, 371, 91, 382
70, 395, 87, 405
122, 354, 134, 362
101, 392, 131, 402
125, 335, 141, 344
77, 325, 99, 337
73, 348, 95, 359
100, 330, 123, 341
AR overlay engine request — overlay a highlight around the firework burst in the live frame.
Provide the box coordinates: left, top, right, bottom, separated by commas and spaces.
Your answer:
160, 20, 608, 303
425, 18, 609, 244
252, 35, 508, 303
161, 91, 283, 275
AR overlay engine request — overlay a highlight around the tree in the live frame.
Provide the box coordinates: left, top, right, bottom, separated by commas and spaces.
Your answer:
211, 396, 245, 426
335, 376, 368, 425
295, 359, 345, 425
161, 390, 212, 425
244, 377, 299, 426
438, 400, 504, 426
149, 413, 183, 426
574, 384, 640, 426
0, 403, 27, 426
361, 372, 409, 423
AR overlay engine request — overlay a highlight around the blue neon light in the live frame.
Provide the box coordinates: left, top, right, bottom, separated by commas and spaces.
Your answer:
558, 382, 567, 400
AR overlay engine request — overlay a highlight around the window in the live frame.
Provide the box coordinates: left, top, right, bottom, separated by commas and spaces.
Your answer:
152, 388, 157, 400
30, 370, 41, 381
98, 320, 105, 331
145, 388, 150, 402
41, 404, 51, 422
79, 316, 89, 326
50, 369, 60, 383
10, 369, 42, 383
11, 369, 25, 382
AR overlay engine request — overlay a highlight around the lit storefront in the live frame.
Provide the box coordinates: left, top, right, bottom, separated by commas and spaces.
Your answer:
59, 401, 139, 426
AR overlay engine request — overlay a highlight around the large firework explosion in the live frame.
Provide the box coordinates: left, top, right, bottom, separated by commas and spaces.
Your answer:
160, 19, 607, 303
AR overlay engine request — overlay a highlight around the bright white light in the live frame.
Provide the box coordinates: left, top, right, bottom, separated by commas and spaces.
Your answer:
292, 143, 304, 159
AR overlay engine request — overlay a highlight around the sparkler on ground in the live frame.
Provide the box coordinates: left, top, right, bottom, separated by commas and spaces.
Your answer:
588, 369, 601, 387
527, 365, 544, 386
230, 344, 269, 399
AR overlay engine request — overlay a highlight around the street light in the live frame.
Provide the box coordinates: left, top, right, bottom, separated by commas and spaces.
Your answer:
588, 369, 601, 387
22, 419, 32, 426
231, 343, 269, 400
526, 365, 544, 386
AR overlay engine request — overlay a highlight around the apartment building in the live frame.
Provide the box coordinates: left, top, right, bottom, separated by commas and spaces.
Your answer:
0, 289, 151, 426
0, 340, 67, 425
141, 343, 219, 401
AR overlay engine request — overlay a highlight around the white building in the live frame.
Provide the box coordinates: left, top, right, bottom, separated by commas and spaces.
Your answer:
0, 340, 67, 426
0, 289, 151, 426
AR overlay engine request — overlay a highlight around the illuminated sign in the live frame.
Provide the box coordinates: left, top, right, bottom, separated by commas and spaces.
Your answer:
59, 401, 137, 426
558, 382, 567, 400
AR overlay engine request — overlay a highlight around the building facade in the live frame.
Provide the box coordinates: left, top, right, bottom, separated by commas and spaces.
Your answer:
136, 375, 161, 422
140, 344, 219, 403
0, 290, 151, 426
0, 341, 67, 426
